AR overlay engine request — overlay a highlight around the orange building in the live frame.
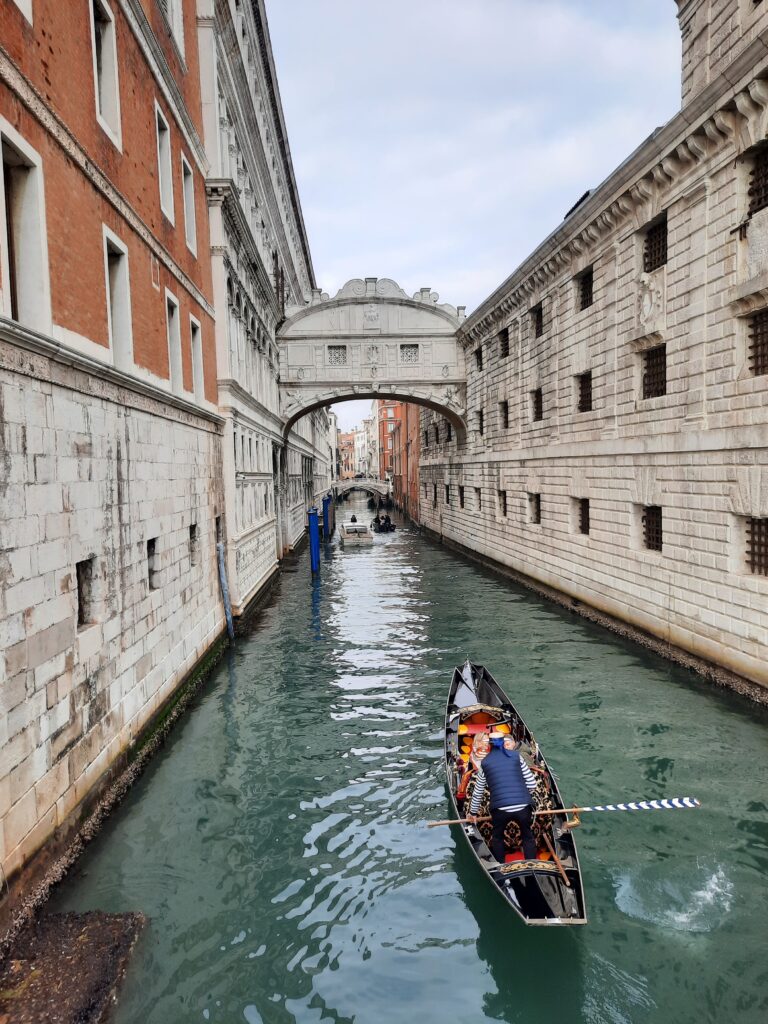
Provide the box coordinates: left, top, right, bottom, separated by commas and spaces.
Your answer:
392, 404, 421, 523
377, 398, 401, 479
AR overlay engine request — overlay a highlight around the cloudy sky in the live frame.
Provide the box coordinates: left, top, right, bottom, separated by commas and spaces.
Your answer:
266, 0, 682, 431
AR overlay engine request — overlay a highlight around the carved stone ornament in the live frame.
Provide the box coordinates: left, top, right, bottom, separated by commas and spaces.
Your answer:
296, 367, 305, 381
367, 344, 379, 363
637, 273, 664, 326
441, 364, 449, 378
364, 303, 380, 326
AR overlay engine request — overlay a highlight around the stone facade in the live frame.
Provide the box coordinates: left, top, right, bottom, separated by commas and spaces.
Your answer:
420, 0, 768, 691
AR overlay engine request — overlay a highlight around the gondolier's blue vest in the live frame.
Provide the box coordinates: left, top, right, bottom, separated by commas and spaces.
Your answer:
480, 749, 532, 810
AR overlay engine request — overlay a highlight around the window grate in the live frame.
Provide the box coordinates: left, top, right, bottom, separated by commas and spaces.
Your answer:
400, 343, 419, 363
748, 147, 768, 218
498, 490, 507, 517
475, 487, 482, 512
577, 371, 593, 412
498, 327, 509, 358
424, 430, 428, 448
475, 346, 483, 371
746, 517, 768, 575
643, 215, 668, 273
642, 505, 663, 551
748, 309, 768, 376
578, 267, 593, 311
477, 409, 484, 435
446, 422, 452, 442
579, 498, 590, 535
531, 388, 543, 421
529, 492, 541, 524
328, 344, 347, 366
445, 484, 450, 505
642, 344, 667, 398
531, 303, 544, 338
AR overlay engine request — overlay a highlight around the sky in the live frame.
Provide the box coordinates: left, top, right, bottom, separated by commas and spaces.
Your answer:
265, 0, 682, 432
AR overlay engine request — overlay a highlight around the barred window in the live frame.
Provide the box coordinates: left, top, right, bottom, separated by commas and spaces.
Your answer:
746, 517, 768, 575
578, 498, 590, 536
528, 492, 541, 524
477, 409, 484, 435
748, 146, 768, 218
531, 388, 543, 422
446, 422, 452, 442
499, 400, 509, 429
432, 484, 437, 508
459, 485, 465, 509
498, 490, 507, 517
748, 309, 768, 376
433, 423, 440, 443
445, 484, 450, 505
424, 430, 428, 448
475, 346, 483, 371
642, 505, 663, 551
577, 371, 593, 412
400, 343, 419, 364
642, 344, 666, 398
643, 215, 668, 273
577, 267, 593, 311
328, 344, 347, 366
498, 327, 510, 358
531, 303, 544, 338
475, 487, 482, 512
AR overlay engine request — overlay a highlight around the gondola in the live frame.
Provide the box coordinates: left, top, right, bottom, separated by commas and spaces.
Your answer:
444, 660, 587, 925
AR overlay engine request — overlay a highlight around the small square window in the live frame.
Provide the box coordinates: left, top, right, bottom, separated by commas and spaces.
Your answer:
747, 309, 768, 376
746, 517, 768, 575
498, 327, 510, 358
643, 214, 668, 273
474, 487, 482, 512
76, 557, 96, 628
531, 388, 543, 422
578, 498, 590, 535
498, 490, 507, 517
475, 347, 483, 371
459, 485, 465, 509
642, 344, 667, 399
328, 345, 347, 366
577, 267, 593, 311
499, 400, 509, 429
531, 303, 544, 338
528, 492, 541, 525
642, 505, 663, 551
577, 371, 593, 412
445, 484, 450, 505
400, 343, 419, 363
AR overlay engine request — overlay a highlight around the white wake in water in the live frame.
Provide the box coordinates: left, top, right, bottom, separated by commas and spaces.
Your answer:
613, 861, 733, 933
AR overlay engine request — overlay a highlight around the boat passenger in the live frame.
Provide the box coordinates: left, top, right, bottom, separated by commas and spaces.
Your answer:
466, 733, 537, 861
457, 731, 491, 799
383, 514, 391, 528
350, 515, 357, 523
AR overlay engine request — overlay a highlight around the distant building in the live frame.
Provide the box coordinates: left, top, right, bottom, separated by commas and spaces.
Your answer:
339, 431, 356, 479
392, 404, 421, 523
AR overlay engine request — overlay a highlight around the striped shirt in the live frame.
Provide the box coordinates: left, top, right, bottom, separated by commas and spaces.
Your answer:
469, 755, 537, 815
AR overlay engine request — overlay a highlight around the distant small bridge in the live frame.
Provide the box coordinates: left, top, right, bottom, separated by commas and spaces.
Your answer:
335, 478, 390, 497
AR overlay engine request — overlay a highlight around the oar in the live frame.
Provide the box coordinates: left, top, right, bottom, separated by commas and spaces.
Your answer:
427, 796, 701, 827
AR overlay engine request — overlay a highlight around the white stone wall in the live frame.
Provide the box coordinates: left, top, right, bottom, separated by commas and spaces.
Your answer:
0, 336, 225, 878
420, 15, 768, 692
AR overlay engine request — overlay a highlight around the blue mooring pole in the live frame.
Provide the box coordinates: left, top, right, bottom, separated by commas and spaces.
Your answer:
308, 507, 320, 573
322, 495, 330, 540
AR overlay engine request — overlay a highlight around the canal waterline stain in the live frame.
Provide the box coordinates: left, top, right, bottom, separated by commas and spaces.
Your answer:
50, 498, 768, 1024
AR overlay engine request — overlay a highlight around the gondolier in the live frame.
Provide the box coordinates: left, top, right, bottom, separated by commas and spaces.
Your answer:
467, 733, 537, 861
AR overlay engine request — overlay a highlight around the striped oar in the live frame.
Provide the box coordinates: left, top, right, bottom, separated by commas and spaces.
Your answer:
534, 796, 701, 816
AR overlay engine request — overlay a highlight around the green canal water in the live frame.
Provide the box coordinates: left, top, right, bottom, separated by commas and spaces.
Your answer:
51, 498, 768, 1023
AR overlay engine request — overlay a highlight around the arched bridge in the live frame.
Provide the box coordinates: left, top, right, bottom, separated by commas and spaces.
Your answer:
335, 478, 390, 497
278, 278, 467, 437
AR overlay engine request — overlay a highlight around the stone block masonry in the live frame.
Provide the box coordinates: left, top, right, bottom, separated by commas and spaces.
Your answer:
0, 339, 225, 880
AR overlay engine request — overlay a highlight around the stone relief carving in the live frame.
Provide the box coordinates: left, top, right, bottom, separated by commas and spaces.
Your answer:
637, 272, 665, 327
364, 303, 380, 327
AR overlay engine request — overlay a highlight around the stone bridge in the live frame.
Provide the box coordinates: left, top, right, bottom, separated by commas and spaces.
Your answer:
278, 278, 467, 438
335, 478, 390, 497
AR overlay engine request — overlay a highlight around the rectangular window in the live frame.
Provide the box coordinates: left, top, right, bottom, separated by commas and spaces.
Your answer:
189, 523, 200, 566
165, 291, 183, 394
528, 492, 541, 525
90, 0, 121, 146
499, 400, 509, 429
158, 0, 185, 56
498, 490, 507, 517
643, 214, 668, 273
190, 316, 204, 402
475, 346, 483, 371
747, 309, 768, 376
446, 422, 452, 442
498, 326, 509, 358
432, 484, 437, 508
423, 430, 428, 448
432, 423, 438, 443
459, 485, 465, 509
748, 146, 768, 218
531, 388, 543, 422
155, 103, 174, 221
531, 302, 544, 338
577, 371, 593, 412
104, 228, 132, 370
642, 344, 667, 398
474, 487, 482, 512
400, 343, 419, 363
577, 266, 593, 310
642, 505, 663, 551
1, 135, 50, 332
445, 484, 450, 505
477, 409, 484, 436
76, 557, 96, 628
746, 517, 768, 575
147, 537, 160, 589
578, 498, 590, 535
181, 154, 197, 254
328, 344, 347, 365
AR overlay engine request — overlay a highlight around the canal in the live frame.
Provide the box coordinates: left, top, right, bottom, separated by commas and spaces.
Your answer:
50, 496, 768, 1024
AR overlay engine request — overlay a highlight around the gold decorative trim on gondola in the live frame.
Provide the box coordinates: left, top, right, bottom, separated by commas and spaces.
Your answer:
455, 703, 506, 717
499, 860, 561, 876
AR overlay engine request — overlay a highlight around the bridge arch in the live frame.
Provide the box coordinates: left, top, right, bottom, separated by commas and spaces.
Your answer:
278, 278, 467, 440
335, 478, 390, 497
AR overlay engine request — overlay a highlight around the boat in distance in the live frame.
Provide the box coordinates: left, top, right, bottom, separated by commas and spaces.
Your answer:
339, 521, 373, 546
444, 660, 587, 925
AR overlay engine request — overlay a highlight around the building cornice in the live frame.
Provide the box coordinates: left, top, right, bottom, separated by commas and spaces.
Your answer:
461, 27, 768, 344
